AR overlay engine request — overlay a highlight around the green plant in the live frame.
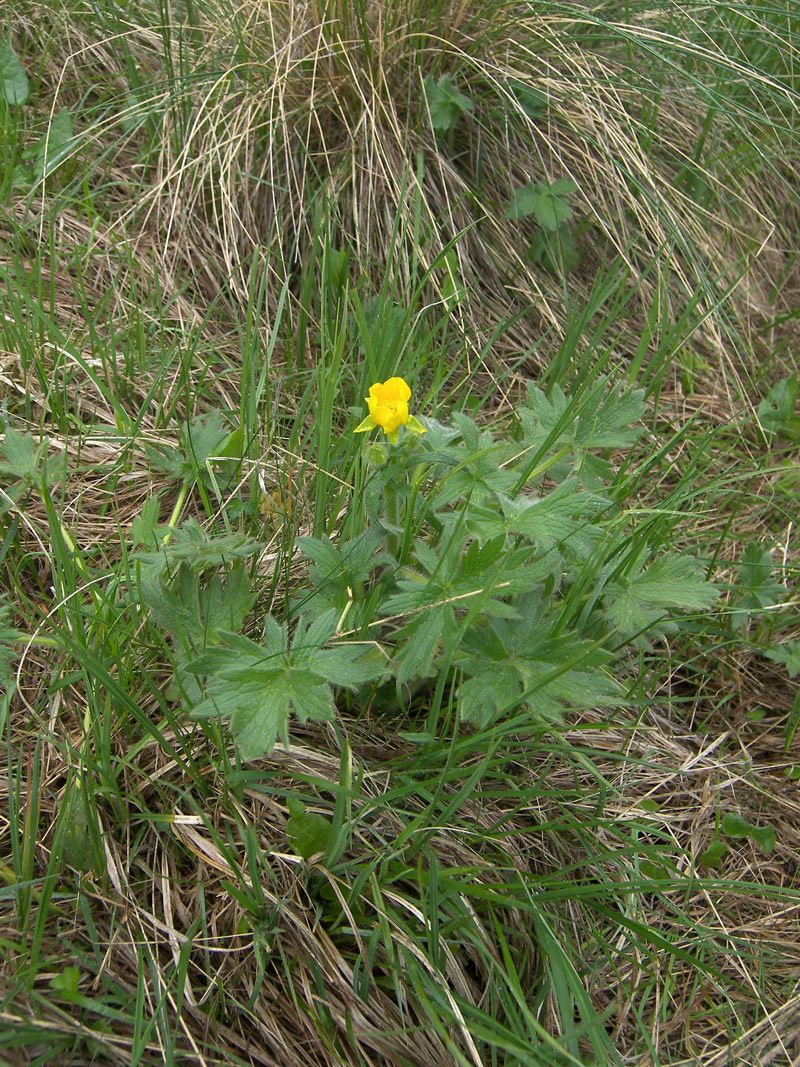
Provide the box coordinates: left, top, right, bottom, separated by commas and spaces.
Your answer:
507, 177, 581, 275
0, 41, 29, 105
699, 812, 776, 868
729, 541, 789, 632
423, 73, 474, 136
0, 422, 66, 513
758, 374, 800, 442
154, 375, 718, 758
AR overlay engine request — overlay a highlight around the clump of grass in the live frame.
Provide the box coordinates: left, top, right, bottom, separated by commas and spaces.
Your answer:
10, 0, 799, 377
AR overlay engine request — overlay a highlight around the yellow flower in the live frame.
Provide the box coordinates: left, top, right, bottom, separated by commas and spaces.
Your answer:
354, 377, 426, 445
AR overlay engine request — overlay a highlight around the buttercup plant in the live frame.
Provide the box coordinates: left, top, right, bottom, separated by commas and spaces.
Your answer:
155, 373, 718, 756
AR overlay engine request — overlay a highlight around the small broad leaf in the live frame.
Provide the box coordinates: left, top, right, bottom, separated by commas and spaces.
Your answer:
141, 562, 255, 647
749, 824, 777, 853
765, 641, 800, 677
141, 561, 256, 702
0, 425, 65, 495
424, 74, 473, 133
531, 226, 580, 274
12, 163, 34, 189
758, 374, 798, 434
532, 177, 578, 230
719, 813, 750, 838
517, 381, 645, 491
0, 42, 29, 105
639, 859, 674, 882
505, 182, 540, 221
131, 495, 161, 548
33, 109, 76, 180
697, 840, 727, 868
56, 774, 99, 876
0, 425, 39, 481
508, 79, 547, 119
286, 799, 331, 861
739, 542, 777, 591
729, 543, 787, 628
440, 248, 465, 310
148, 412, 241, 488
181, 411, 232, 471
0, 599, 23, 692
499, 483, 607, 554
297, 528, 388, 617
49, 967, 81, 1002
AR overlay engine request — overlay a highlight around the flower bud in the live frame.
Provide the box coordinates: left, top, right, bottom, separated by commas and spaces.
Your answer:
365, 441, 389, 467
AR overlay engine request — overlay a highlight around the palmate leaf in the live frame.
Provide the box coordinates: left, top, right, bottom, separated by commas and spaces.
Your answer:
135, 517, 259, 573
499, 482, 608, 555
532, 177, 578, 230
424, 74, 474, 133
603, 552, 718, 644
0, 425, 66, 511
415, 415, 460, 451
147, 412, 241, 485
506, 178, 577, 230
393, 605, 450, 685
432, 428, 517, 507
458, 666, 521, 727
458, 614, 625, 727
383, 532, 558, 688
0, 425, 43, 482
141, 562, 255, 645
383, 533, 553, 618
140, 561, 257, 701
189, 611, 388, 758
521, 382, 645, 451
517, 382, 645, 489
195, 670, 334, 759
573, 384, 646, 451
765, 641, 800, 678
296, 527, 389, 616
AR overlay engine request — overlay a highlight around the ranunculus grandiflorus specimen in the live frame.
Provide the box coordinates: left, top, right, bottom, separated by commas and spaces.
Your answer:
354, 377, 426, 445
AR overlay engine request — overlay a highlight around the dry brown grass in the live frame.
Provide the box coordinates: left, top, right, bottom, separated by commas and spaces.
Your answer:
10, 0, 799, 375
2, 689, 799, 1065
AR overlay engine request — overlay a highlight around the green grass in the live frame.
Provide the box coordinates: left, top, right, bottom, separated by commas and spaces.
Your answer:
1, 0, 799, 1064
